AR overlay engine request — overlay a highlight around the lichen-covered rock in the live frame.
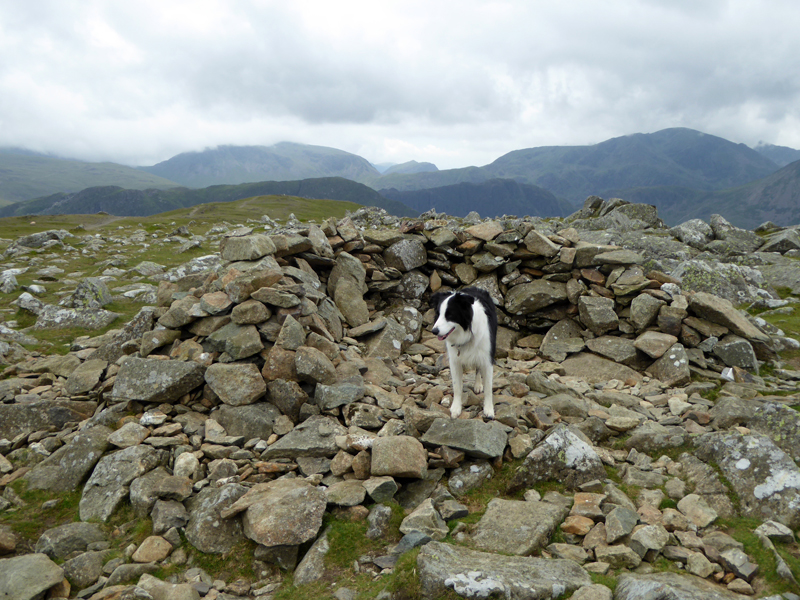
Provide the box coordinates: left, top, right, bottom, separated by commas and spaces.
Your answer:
695, 431, 800, 528
111, 357, 205, 403
185, 483, 248, 554
508, 424, 606, 491
417, 541, 591, 600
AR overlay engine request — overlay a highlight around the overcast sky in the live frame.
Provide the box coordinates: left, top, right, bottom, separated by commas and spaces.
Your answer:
2, 1, 799, 170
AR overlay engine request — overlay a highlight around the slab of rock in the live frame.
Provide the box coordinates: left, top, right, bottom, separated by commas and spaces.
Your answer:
363, 316, 407, 359
695, 431, 800, 528
80, 444, 163, 522
108, 422, 150, 448
417, 541, 591, 600
111, 357, 205, 403
220, 234, 276, 261
185, 483, 248, 554
505, 280, 567, 315
204, 362, 266, 406
64, 358, 107, 396
585, 336, 638, 365
473, 498, 570, 555
713, 334, 757, 370
647, 343, 691, 387
421, 419, 507, 459
62, 550, 106, 589
0, 399, 97, 440
561, 352, 642, 384
293, 528, 330, 587
615, 572, 749, 599
212, 403, 281, 441
29, 353, 81, 378
137, 574, 201, 600
325, 480, 366, 506
384, 238, 427, 272
750, 402, 800, 463
266, 379, 308, 423
295, 346, 337, 385
634, 331, 678, 358
509, 425, 606, 491
261, 415, 345, 459
371, 435, 428, 479
222, 478, 327, 548
35, 522, 106, 559
315, 378, 366, 410
14, 292, 119, 330
0, 553, 64, 600
688, 292, 769, 343
579, 296, 618, 335
24, 425, 111, 491
399, 498, 449, 541
206, 322, 263, 360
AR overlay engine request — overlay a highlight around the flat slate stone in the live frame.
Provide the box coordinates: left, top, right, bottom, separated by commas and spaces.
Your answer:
0, 400, 97, 440
421, 419, 507, 458
417, 541, 591, 600
80, 444, 163, 522
111, 357, 205, 404
24, 425, 111, 492
185, 483, 248, 554
473, 498, 570, 555
34, 522, 106, 559
261, 415, 345, 459
616, 572, 749, 599
0, 553, 64, 600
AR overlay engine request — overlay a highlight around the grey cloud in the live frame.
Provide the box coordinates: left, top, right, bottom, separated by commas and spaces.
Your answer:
1, 1, 800, 169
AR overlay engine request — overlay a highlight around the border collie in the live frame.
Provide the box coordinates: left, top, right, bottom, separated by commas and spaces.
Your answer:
430, 287, 498, 419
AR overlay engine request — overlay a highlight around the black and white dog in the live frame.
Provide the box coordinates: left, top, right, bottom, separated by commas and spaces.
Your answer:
430, 287, 498, 419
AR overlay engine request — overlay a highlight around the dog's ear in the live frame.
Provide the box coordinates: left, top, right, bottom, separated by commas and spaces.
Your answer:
430, 292, 448, 312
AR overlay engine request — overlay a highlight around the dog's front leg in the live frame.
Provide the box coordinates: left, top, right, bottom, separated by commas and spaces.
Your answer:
481, 360, 494, 420
474, 369, 483, 394
448, 346, 463, 418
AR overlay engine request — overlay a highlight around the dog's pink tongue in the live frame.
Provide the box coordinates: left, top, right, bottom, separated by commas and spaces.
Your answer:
437, 334, 446, 341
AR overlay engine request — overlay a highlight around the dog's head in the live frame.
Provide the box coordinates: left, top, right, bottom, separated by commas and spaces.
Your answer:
431, 291, 473, 342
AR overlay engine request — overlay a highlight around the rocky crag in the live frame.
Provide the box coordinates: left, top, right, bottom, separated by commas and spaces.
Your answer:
1, 198, 800, 599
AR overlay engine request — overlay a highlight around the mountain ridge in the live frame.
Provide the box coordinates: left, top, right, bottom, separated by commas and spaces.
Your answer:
0, 177, 416, 219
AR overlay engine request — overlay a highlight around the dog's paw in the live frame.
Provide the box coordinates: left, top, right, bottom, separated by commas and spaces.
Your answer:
450, 405, 462, 419
483, 406, 495, 420
473, 381, 484, 394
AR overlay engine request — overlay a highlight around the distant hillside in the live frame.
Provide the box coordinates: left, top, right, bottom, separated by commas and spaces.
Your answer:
380, 178, 571, 218
0, 177, 416, 219
677, 160, 800, 228
0, 149, 179, 204
141, 142, 381, 188
368, 129, 779, 202
382, 161, 438, 176
754, 143, 800, 168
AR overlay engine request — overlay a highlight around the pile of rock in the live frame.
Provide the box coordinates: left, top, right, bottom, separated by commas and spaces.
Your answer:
1, 199, 799, 598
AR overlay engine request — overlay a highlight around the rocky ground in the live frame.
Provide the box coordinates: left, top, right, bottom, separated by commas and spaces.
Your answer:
1, 197, 800, 600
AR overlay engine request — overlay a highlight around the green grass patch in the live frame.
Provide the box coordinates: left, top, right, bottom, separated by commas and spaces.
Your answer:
188, 539, 259, 582
589, 572, 618, 591
0, 480, 82, 544
717, 516, 800, 595
323, 507, 401, 570
461, 458, 525, 514
659, 497, 677, 511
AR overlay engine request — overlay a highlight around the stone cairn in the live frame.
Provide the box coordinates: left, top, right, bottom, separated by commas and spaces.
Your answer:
1, 199, 800, 599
